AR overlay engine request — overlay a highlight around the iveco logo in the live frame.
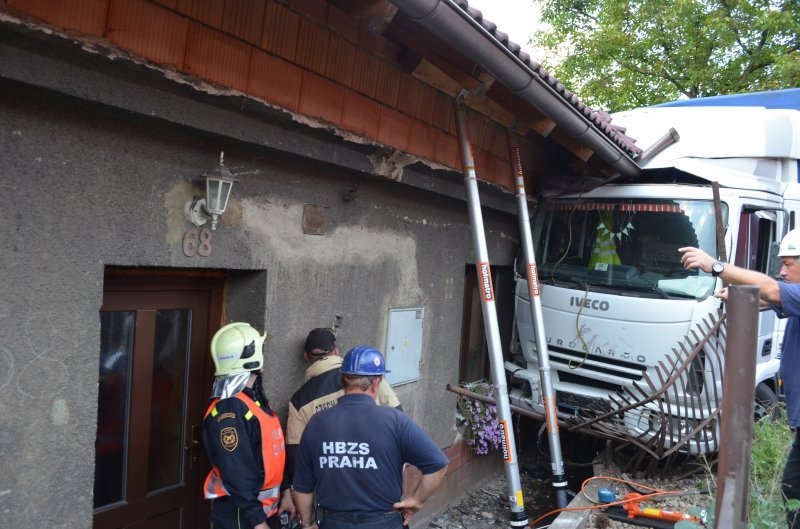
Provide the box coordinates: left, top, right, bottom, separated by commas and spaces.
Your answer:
570, 296, 610, 311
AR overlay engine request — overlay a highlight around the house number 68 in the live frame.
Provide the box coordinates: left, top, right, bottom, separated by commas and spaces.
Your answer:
183, 227, 213, 257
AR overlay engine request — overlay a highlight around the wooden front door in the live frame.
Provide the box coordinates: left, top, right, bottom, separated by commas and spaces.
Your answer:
93, 274, 223, 529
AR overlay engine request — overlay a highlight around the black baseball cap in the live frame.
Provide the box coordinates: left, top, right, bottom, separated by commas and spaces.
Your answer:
304, 328, 336, 355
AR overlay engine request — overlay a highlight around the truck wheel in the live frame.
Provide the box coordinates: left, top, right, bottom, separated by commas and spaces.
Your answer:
754, 383, 780, 421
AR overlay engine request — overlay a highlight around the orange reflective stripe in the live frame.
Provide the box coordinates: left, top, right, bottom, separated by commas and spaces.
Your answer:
203, 467, 227, 498
203, 393, 286, 517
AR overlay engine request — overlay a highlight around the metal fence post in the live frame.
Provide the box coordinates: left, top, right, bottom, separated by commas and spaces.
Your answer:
715, 284, 759, 529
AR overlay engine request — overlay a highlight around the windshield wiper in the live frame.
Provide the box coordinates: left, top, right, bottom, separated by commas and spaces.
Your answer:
628, 282, 670, 299
569, 276, 589, 290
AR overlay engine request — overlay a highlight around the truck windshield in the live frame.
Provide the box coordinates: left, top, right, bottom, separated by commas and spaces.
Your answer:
534, 199, 725, 299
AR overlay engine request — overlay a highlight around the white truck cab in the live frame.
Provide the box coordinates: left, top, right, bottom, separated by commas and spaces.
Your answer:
507, 96, 800, 454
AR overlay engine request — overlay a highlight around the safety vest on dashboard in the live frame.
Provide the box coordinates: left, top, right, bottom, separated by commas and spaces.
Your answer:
589, 211, 621, 270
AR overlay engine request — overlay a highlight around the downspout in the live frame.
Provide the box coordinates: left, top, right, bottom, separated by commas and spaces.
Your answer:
389, 0, 641, 178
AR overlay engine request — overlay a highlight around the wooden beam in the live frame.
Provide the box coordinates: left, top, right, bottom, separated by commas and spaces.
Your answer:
530, 117, 556, 138
548, 128, 596, 162
412, 59, 462, 97
334, 0, 397, 33
367, 2, 398, 34
472, 70, 496, 97
385, 17, 483, 91
463, 92, 515, 128
410, 61, 543, 147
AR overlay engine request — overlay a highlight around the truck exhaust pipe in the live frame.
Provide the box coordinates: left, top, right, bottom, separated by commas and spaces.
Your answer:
454, 96, 529, 528
636, 127, 680, 166
509, 137, 569, 509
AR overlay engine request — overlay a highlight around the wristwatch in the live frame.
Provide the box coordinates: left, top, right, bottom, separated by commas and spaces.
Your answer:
711, 260, 725, 277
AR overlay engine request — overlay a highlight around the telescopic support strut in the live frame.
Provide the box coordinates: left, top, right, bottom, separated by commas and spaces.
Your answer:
509, 137, 568, 508
453, 96, 528, 527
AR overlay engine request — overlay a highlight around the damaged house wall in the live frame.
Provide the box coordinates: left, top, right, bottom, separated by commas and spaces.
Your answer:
0, 21, 517, 529
0, 0, 642, 526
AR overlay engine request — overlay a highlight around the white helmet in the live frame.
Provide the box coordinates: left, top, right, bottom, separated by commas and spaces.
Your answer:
778, 228, 800, 257
210, 322, 266, 376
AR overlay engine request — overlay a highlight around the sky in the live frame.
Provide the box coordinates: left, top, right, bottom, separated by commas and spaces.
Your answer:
463, 0, 544, 57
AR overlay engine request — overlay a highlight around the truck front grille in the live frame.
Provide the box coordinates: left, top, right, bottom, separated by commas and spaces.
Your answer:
548, 345, 647, 389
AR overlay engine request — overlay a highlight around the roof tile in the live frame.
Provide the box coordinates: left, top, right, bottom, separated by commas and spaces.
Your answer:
454, 0, 641, 156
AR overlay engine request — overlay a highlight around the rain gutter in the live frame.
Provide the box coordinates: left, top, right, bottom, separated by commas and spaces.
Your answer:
389, 0, 642, 178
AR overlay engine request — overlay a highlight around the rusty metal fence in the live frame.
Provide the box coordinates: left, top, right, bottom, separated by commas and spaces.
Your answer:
563, 311, 728, 473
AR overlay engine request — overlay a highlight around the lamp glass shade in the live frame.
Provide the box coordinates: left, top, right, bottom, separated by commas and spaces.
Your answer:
206, 176, 234, 215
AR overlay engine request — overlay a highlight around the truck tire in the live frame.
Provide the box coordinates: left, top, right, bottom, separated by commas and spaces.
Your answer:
754, 383, 780, 421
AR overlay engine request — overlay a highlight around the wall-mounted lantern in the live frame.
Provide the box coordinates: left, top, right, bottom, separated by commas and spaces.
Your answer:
186, 151, 236, 230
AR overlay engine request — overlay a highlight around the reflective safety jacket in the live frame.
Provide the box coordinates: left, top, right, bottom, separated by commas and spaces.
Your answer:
589, 211, 621, 270
203, 391, 286, 523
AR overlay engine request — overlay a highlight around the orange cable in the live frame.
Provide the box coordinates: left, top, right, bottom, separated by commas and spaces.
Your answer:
528, 475, 695, 527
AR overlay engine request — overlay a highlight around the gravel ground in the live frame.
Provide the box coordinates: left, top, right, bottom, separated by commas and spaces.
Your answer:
581, 471, 712, 529
419, 457, 714, 529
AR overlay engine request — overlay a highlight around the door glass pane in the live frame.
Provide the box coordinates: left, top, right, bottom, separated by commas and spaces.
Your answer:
95, 311, 135, 508
147, 309, 191, 492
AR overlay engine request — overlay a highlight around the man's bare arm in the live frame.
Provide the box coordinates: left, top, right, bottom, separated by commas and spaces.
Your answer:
679, 247, 781, 304
293, 490, 318, 529
392, 466, 447, 524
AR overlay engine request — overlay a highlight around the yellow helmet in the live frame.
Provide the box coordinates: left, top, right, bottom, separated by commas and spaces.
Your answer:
210, 322, 266, 376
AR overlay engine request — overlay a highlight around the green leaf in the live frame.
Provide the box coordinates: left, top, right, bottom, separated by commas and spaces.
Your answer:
534, 0, 800, 110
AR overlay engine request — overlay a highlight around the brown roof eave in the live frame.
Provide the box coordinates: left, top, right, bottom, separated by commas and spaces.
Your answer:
388, 0, 642, 178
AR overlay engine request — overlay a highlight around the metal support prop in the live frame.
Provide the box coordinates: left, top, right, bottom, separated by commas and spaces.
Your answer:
714, 285, 758, 529
453, 98, 528, 527
509, 137, 569, 508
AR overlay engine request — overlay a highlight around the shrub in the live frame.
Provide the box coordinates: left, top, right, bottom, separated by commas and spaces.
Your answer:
703, 409, 798, 528
748, 414, 797, 529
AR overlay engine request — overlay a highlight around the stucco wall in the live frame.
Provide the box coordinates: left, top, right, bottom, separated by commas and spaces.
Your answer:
0, 54, 519, 528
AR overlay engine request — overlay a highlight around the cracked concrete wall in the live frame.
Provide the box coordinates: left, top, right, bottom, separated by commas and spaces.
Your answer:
0, 72, 519, 526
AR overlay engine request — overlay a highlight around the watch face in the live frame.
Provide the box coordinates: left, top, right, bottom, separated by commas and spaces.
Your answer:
712, 261, 724, 274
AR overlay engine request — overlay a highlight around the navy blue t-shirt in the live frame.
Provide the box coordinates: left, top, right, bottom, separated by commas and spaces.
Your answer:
293, 393, 448, 513
775, 282, 800, 427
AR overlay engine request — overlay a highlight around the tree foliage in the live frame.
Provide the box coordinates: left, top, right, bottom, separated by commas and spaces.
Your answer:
533, 0, 800, 111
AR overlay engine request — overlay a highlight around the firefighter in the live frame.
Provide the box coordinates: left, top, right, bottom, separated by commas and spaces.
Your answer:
202, 322, 287, 529
280, 328, 402, 516
293, 346, 448, 529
